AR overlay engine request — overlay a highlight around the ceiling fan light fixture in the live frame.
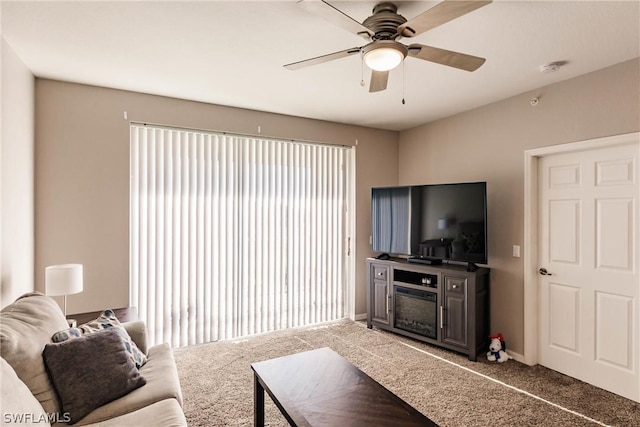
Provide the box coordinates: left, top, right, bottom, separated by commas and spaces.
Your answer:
363, 41, 408, 72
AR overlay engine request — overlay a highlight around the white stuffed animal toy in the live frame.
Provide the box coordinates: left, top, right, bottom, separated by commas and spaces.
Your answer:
487, 333, 511, 363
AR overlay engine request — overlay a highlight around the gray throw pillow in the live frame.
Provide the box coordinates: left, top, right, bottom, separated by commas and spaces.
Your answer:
51, 309, 147, 369
42, 328, 146, 424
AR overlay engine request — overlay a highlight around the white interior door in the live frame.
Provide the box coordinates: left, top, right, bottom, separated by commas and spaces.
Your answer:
538, 141, 639, 401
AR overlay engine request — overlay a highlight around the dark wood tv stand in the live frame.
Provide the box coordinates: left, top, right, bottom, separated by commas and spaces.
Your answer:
366, 258, 490, 361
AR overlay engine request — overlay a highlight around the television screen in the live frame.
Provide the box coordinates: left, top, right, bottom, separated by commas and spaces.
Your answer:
371, 182, 487, 265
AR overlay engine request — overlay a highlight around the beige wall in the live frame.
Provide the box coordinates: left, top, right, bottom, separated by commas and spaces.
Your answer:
35, 60, 639, 350
1, 38, 35, 308
35, 79, 398, 315
398, 58, 640, 355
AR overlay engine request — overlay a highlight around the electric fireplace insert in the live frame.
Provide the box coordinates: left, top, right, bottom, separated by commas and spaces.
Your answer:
393, 285, 437, 340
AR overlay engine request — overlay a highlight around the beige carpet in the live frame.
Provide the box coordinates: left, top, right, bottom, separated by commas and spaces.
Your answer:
173, 320, 640, 426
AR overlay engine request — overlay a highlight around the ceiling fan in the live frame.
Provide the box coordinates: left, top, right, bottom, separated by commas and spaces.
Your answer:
285, 0, 492, 92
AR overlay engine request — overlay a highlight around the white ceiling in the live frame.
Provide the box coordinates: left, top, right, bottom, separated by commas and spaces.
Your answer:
2, 0, 639, 131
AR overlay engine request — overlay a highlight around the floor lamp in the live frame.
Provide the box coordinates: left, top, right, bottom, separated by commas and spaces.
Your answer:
45, 264, 83, 327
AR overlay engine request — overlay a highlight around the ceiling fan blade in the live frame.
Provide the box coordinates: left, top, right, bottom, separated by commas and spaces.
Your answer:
398, 0, 492, 38
369, 70, 389, 93
297, 0, 374, 39
408, 44, 485, 72
284, 47, 361, 70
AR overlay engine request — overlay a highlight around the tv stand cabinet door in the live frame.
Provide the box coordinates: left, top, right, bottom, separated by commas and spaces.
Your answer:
369, 263, 391, 326
442, 276, 468, 348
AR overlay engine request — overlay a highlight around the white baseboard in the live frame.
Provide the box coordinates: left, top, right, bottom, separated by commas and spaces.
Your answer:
354, 313, 367, 321
506, 350, 525, 364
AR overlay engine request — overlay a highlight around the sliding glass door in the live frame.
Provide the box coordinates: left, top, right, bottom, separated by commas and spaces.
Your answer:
130, 124, 351, 347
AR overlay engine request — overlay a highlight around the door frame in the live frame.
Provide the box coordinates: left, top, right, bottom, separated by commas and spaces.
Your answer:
523, 132, 640, 366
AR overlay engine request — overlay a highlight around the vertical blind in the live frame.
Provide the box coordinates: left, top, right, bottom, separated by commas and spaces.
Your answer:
130, 124, 350, 347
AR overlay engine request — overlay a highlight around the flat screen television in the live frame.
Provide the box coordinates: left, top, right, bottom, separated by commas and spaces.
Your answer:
371, 182, 487, 267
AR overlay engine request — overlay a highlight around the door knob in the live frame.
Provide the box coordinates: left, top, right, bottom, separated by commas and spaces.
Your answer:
538, 268, 552, 276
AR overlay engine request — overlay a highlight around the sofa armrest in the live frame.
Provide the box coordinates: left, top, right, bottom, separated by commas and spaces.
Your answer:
123, 321, 148, 355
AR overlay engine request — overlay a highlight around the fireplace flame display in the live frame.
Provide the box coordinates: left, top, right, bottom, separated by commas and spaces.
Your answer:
394, 286, 437, 339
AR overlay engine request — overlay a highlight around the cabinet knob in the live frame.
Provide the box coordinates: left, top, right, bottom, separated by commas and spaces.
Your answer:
452, 284, 457, 289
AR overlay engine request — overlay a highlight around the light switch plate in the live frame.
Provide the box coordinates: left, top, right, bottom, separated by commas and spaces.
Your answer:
513, 245, 521, 258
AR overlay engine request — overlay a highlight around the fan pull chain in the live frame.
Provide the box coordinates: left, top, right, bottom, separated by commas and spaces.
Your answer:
360, 53, 365, 87
402, 60, 406, 105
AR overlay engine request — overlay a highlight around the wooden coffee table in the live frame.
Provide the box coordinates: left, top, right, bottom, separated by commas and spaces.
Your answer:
250, 347, 438, 426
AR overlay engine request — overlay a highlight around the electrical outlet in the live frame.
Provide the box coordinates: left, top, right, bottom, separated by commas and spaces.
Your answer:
512, 245, 521, 258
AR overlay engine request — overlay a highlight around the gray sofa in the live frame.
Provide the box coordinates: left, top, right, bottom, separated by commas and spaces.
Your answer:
0, 293, 187, 426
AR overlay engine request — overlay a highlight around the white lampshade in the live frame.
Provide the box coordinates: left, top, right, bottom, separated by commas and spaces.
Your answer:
437, 218, 448, 230
45, 264, 83, 296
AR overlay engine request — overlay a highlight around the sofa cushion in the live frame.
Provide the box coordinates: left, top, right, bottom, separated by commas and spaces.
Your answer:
1, 357, 51, 427
122, 320, 148, 355
64, 399, 187, 427
43, 328, 146, 424
52, 309, 147, 368
0, 293, 69, 415
73, 343, 183, 426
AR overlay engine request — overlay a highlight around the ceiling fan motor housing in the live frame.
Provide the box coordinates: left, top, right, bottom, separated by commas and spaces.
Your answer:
363, 2, 407, 40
